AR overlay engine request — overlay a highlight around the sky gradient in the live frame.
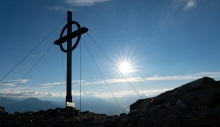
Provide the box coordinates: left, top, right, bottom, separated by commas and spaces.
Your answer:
0, 0, 220, 102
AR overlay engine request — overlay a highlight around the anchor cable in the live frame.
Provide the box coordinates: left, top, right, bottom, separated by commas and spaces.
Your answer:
0, 44, 54, 105
0, 18, 67, 83
82, 39, 123, 113
73, 25, 82, 112
86, 33, 143, 99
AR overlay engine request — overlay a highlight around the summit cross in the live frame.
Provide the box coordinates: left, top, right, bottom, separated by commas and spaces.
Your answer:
54, 11, 88, 108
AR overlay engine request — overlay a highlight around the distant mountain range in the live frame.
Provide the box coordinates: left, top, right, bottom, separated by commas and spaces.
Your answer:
0, 96, 121, 115
0, 97, 19, 104
53, 96, 122, 115
0, 97, 57, 114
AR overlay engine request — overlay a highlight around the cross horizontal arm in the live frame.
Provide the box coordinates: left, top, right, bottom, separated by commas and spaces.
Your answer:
54, 27, 88, 45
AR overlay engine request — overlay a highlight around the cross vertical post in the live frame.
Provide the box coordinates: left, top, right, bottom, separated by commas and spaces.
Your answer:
66, 11, 72, 108
54, 11, 88, 108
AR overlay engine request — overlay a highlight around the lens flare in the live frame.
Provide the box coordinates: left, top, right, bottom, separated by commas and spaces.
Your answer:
119, 62, 134, 74
112, 48, 140, 78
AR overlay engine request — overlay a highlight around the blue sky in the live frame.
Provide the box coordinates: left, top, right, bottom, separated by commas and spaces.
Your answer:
0, 0, 220, 102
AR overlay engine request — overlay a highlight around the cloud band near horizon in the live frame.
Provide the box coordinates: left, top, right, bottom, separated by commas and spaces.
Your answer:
1, 72, 219, 88
40, 72, 220, 87
1, 71, 219, 99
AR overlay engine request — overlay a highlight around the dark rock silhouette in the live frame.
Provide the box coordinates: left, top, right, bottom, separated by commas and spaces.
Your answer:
124, 77, 220, 126
0, 77, 220, 126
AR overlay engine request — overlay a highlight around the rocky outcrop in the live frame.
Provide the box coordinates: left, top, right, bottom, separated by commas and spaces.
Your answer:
0, 106, 8, 116
0, 107, 112, 127
1, 77, 220, 127
124, 77, 220, 126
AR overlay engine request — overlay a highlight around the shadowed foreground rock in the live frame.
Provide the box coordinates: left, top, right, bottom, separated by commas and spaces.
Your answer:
0, 107, 114, 127
125, 77, 220, 127
1, 77, 220, 127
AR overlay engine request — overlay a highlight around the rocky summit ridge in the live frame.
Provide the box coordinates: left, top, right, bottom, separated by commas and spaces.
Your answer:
0, 77, 220, 127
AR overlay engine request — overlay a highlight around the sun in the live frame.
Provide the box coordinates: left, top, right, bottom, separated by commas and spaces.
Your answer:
118, 62, 133, 74
116, 59, 138, 78
114, 55, 138, 78
111, 47, 140, 78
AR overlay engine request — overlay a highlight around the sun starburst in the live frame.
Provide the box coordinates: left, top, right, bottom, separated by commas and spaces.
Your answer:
112, 48, 139, 78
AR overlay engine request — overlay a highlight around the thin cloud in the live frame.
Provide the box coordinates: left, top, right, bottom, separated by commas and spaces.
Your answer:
40, 81, 65, 88
84, 92, 100, 96
0, 79, 29, 86
40, 80, 82, 88
0, 89, 65, 98
82, 77, 145, 85
0, 89, 96, 98
104, 77, 144, 84
38, 71, 220, 87
65, 0, 109, 6
172, 0, 185, 9
0, 88, 173, 99
93, 88, 173, 98
108, 91, 138, 98
37, 77, 144, 89
184, 0, 196, 11
172, 0, 197, 10
145, 72, 220, 81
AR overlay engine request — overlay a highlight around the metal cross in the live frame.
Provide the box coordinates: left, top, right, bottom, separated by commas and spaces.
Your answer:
54, 11, 88, 108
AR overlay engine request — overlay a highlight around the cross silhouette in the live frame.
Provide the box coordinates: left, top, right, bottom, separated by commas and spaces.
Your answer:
54, 11, 88, 108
